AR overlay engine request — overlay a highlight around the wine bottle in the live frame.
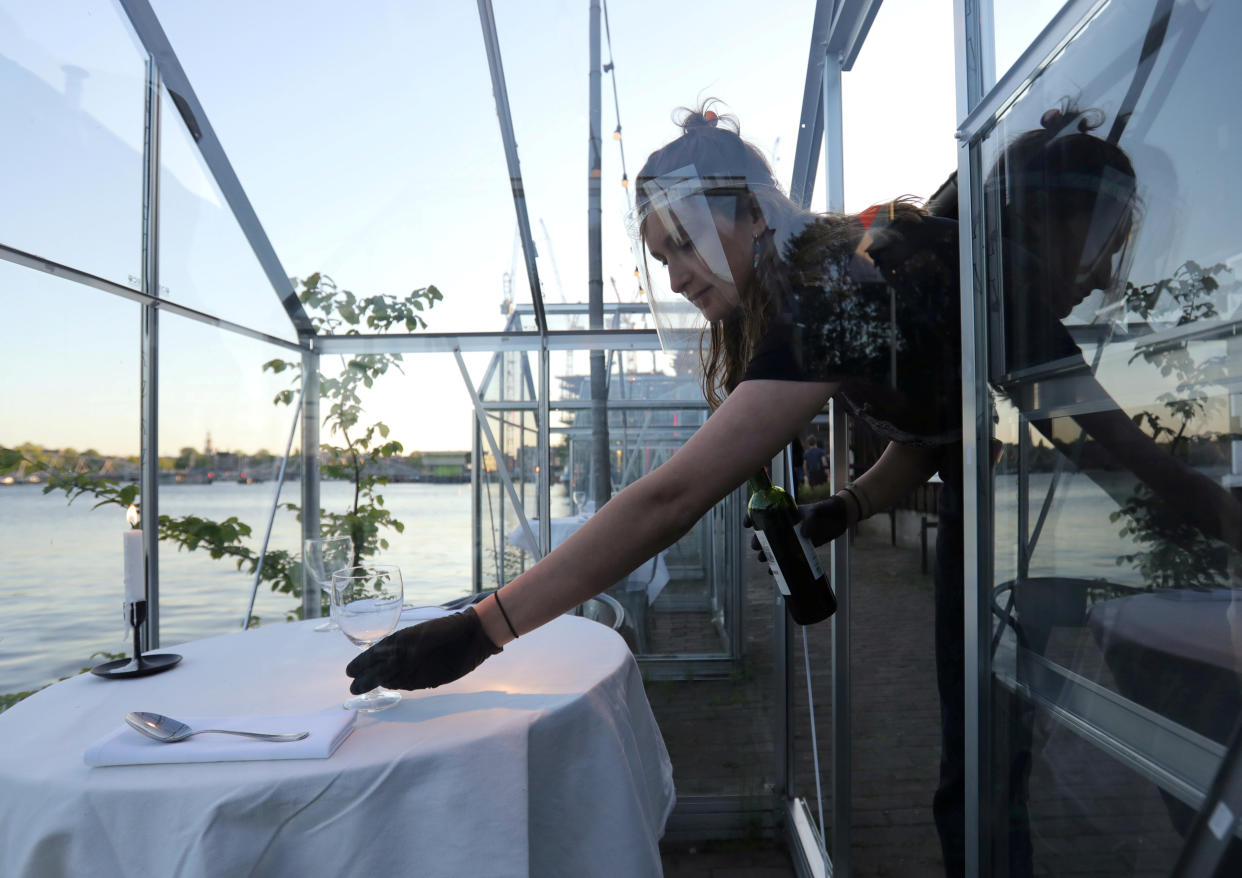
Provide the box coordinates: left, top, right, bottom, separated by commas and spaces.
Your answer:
748, 469, 837, 625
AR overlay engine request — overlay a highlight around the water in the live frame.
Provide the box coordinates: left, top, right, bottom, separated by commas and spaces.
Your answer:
0, 468, 1170, 696
993, 470, 1165, 589
0, 480, 567, 695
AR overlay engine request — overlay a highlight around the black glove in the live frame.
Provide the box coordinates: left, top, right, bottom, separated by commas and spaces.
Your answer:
799, 495, 851, 547
345, 606, 502, 694
744, 495, 850, 566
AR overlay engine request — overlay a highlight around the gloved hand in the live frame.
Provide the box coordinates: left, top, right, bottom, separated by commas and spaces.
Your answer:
345, 606, 502, 694
744, 495, 851, 566
798, 495, 852, 546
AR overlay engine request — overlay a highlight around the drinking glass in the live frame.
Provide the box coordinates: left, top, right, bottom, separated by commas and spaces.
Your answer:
331, 564, 404, 712
305, 536, 353, 632
572, 490, 586, 516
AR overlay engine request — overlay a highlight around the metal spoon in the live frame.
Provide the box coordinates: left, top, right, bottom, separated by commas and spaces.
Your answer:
124, 711, 309, 743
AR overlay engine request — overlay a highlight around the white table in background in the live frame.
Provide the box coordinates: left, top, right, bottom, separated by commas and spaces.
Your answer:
0, 613, 675, 878
508, 515, 670, 652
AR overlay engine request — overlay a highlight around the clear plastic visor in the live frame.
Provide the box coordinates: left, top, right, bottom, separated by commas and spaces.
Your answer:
627, 166, 747, 352
1073, 186, 1141, 327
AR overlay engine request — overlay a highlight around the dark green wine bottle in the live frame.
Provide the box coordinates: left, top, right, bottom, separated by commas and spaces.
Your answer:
748, 469, 836, 625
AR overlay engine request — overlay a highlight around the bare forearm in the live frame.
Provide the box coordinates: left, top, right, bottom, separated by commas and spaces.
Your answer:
474, 379, 838, 647
476, 474, 702, 645
849, 441, 942, 519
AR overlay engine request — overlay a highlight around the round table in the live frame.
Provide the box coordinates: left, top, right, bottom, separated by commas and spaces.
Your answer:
0, 613, 675, 878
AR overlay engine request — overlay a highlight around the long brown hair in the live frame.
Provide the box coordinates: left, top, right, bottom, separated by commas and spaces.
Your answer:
636, 101, 921, 408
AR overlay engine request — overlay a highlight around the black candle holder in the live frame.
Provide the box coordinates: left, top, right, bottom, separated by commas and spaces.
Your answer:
91, 600, 181, 679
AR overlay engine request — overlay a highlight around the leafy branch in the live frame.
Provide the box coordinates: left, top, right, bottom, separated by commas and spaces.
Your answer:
264, 273, 442, 580
1108, 259, 1239, 588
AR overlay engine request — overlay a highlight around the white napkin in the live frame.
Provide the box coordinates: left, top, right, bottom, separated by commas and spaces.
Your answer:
83, 711, 357, 767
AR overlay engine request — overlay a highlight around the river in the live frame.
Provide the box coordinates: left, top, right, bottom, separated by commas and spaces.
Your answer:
1, 480, 572, 695
1, 469, 1170, 696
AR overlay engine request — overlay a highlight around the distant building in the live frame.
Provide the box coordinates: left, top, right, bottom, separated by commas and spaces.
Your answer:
420, 451, 470, 482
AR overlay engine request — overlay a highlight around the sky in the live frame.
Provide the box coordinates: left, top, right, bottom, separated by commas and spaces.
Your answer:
1, 0, 1082, 457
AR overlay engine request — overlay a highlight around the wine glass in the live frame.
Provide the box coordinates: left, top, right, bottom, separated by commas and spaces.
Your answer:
305, 536, 353, 632
331, 564, 404, 712
572, 490, 586, 516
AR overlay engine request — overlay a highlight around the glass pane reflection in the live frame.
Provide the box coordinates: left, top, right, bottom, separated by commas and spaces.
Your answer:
982, 0, 1242, 873
0, 0, 145, 286
157, 88, 299, 343
0, 262, 140, 695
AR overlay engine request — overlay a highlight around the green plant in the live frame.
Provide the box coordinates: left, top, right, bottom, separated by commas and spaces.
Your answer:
1108, 259, 1239, 588
1, 272, 442, 625
263, 273, 442, 607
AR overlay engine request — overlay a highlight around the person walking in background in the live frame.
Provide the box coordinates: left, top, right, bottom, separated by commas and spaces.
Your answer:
803, 435, 827, 488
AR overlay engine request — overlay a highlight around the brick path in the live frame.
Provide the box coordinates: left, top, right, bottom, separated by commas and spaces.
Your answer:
653, 516, 1195, 877
653, 519, 947, 877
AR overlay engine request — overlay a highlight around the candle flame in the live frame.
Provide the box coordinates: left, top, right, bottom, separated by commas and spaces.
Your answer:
126, 504, 140, 529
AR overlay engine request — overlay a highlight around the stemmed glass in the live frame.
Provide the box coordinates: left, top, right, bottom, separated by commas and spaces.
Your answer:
331, 564, 404, 712
305, 536, 353, 632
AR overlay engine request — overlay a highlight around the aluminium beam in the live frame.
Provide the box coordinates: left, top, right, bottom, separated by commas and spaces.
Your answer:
0, 243, 305, 354
139, 58, 161, 649
314, 329, 661, 355
788, 0, 836, 208
956, 0, 1099, 144
826, 0, 884, 71
116, 0, 314, 338
476, 0, 548, 334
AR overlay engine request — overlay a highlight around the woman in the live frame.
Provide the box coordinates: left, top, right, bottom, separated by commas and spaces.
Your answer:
347, 102, 1239, 875
345, 102, 959, 693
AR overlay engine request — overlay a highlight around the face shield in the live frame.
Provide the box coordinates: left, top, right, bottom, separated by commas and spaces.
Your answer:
628, 165, 750, 352
999, 166, 1141, 326
1067, 171, 1142, 328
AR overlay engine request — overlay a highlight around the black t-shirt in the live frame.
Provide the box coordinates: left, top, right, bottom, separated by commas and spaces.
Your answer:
740, 214, 963, 448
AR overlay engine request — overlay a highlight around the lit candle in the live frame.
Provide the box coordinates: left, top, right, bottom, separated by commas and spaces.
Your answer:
124, 504, 144, 604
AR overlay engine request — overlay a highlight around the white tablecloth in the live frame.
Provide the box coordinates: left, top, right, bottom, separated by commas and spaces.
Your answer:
0, 615, 675, 878
509, 515, 671, 605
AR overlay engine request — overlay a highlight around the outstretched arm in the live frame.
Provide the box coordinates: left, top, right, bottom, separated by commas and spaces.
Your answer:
1037, 405, 1242, 553
473, 378, 838, 647
346, 378, 839, 693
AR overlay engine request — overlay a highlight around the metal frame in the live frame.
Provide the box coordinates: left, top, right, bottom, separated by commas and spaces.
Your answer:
476, 0, 547, 336
139, 57, 162, 649
950, 1, 1240, 874
0, 0, 948, 855
953, 0, 992, 871
0, 244, 303, 354
116, 0, 313, 337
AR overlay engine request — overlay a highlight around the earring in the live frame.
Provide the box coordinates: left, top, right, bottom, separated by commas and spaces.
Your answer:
752, 236, 761, 270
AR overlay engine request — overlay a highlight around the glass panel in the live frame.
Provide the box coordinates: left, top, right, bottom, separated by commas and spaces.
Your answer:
0, 0, 145, 285
0, 263, 139, 701
158, 88, 298, 342
146, 2, 521, 339
992, 0, 1070, 85
980, 0, 1242, 872
155, 314, 302, 642
841, 0, 957, 212
309, 350, 475, 605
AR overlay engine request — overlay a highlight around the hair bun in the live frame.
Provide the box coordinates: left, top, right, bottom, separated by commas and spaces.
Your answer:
675, 100, 738, 135
1039, 102, 1104, 136
683, 110, 719, 131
